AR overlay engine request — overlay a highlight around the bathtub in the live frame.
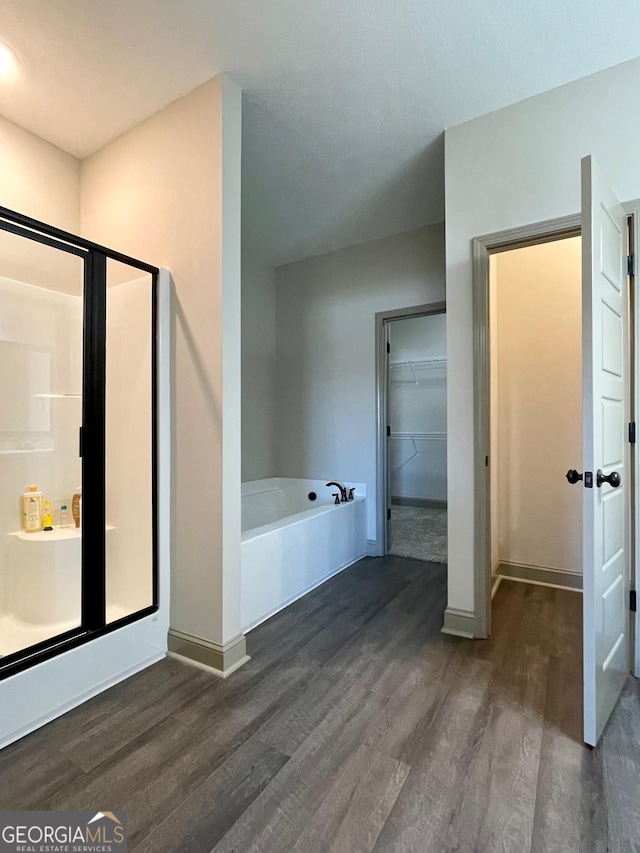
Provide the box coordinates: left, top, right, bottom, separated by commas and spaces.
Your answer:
241, 478, 367, 631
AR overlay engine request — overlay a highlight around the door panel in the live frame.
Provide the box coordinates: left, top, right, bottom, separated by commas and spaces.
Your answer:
581, 154, 630, 746
0, 229, 84, 658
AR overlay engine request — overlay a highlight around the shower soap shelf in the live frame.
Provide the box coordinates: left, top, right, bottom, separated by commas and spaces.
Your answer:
9, 525, 114, 542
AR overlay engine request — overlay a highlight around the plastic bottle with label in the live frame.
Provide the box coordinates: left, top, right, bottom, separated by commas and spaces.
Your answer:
22, 485, 43, 533
72, 487, 82, 529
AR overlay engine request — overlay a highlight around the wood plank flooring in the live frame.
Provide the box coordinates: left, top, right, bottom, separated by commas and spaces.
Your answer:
1, 558, 639, 852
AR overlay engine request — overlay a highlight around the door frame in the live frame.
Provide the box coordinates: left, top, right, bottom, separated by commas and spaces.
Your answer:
375, 300, 446, 557
472, 206, 640, 664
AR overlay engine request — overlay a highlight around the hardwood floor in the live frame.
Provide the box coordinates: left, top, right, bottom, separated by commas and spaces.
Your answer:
1, 558, 639, 852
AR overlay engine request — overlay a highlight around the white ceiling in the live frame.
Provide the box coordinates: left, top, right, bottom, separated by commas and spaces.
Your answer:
0, 0, 639, 264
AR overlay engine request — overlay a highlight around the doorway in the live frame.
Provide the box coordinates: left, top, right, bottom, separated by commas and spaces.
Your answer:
375, 301, 446, 560
472, 156, 639, 746
489, 237, 584, 593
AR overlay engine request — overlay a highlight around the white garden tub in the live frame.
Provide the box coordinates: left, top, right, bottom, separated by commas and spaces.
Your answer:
241, 478, 367, 631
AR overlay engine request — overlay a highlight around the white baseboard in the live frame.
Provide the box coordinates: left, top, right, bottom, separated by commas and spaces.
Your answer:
498, 561, 582, 591
491, 575, 502, 599
441, 606, 479, 639
167, 651, 251, 679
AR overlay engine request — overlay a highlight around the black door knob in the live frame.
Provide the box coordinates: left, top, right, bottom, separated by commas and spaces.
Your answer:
566, 469, 583, 485
596, 469, 621, 488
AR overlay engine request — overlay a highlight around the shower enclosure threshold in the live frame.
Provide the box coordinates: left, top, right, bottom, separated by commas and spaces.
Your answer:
0, 604, 132, 657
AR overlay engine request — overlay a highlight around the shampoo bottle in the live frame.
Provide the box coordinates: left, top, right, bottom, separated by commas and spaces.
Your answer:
72, 487, 82, 529
22, 485, 43, 533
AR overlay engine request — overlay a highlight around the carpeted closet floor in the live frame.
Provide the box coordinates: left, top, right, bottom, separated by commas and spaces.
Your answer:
389, 505, 447, 564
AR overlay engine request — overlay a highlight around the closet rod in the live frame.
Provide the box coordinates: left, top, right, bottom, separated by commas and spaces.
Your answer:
389, 357, 447, 369
390, 432, 447, 439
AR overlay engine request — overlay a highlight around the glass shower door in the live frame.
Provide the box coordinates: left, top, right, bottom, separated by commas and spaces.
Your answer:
105, 258, 155, 623
0, 229, 84, 659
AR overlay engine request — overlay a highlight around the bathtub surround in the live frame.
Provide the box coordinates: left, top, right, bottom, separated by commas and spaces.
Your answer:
81, 76, 245, 675
275, 224, 445, 545
241, 478, 367, 631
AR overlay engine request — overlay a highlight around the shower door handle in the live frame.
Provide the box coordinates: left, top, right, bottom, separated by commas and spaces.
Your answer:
79, 426, 83, 457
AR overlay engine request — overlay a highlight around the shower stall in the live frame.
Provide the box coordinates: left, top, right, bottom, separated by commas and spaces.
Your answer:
0, 204, 162, 684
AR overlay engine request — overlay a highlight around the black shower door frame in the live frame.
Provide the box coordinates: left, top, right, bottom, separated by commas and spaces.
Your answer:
0, 205, 160, 680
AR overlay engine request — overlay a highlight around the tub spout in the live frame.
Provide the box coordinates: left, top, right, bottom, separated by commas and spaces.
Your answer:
326, 482, 347, 502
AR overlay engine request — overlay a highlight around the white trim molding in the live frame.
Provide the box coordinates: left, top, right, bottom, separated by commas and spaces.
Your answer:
167, 629, 249, 678
441, 606, 479, 639
498, 561, 583, 591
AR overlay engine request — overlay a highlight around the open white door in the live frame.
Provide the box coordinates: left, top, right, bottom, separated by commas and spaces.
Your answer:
581, 154, 630, 746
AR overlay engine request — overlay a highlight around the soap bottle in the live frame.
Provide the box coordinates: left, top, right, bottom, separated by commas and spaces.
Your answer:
22, 484, 43, 533
42, 500, 54, 532
59, 503, 73, 528
72, 487, 82, 529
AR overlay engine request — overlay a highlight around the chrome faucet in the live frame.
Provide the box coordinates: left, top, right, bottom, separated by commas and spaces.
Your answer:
326, 482, 347, 502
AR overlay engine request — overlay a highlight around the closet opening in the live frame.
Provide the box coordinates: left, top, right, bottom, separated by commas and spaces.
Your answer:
375, 302, 446, 562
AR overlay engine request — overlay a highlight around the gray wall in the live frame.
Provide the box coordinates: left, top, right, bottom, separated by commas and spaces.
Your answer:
275, 223, 445, 541
241, 251, 277, 481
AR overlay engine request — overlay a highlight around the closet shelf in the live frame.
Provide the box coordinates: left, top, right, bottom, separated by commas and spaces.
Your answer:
389, 358, 446, 385
390, 432, 446, 440
389, 357, 446, 369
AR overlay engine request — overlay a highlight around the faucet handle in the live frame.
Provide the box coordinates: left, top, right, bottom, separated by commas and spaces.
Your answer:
331, 493, 340, 505
348, 488, 355, 500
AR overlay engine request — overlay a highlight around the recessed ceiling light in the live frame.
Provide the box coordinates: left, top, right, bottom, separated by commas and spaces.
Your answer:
0, 42, 18, 79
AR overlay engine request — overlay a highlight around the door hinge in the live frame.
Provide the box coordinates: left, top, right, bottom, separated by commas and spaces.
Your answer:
387, 341, 390, 353
387, 425, 391, 437
485, 455, 489, 467
387, 508, 391, 521
628, 253, 635, 277
631, 590, 637, 613
630, 422, 636, 444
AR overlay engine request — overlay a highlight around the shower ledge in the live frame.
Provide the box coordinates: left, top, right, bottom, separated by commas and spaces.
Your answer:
8, 525, 114, 542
